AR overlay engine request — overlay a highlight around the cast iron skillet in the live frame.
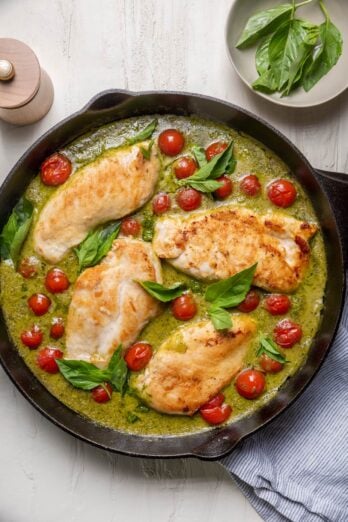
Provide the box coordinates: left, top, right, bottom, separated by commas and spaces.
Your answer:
0, 90, 347, 460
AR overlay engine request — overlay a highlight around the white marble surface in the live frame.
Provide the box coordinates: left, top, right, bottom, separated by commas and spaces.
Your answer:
0, 1, 347, 521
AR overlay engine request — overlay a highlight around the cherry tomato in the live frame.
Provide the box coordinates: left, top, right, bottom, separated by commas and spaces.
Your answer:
174, 156, 197, 179
176, 187, 202, 211
28, 293, 51, 316
158, 129, 185, 156
264, 294, 291, 315
238, 290, 260, 313
45, 268, 70, 294
91, 383, 112, 403
18, 256, 39, 279
260, 353, 284, 374
121, 217, 141, 236
125, 342, 153, 371
50, 318, 65, 340
235, 369, 265, 399
267, 179, 297, 208
152, 192, 171, 215
171, 293, 197, 321
37, 347, 63, 374
214, 176, 233, 200
205, 141, 228, 161
200, 403, 232, 425
40, 152, 72, 186
200, 393, 225, 410
21, 325, 43, 349
274, 319, 302, 348
240, 174, 261, 196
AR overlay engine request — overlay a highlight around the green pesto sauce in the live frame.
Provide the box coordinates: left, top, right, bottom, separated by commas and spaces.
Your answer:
0, 115, 327, 436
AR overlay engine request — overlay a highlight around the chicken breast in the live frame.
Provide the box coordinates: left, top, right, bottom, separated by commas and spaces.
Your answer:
34, 142, 160, 263
153, 206, 318, 293
135, 315, 256, 415
65, 238, 162, 368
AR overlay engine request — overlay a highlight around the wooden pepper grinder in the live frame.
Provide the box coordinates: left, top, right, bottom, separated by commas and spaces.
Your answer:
0, 38, 54, 125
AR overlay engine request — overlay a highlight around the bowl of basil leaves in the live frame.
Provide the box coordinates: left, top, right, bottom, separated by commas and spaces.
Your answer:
226, 0, 348, 107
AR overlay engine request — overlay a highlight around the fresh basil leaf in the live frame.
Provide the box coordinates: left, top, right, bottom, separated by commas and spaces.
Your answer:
205, 264, 257, 309
107, 347, 128, 395
252, 70, 278, 93
191, 145, 207, 168
257, 337, 287, 364
255, 34, 273, 76
56, 359, 107, 390
236, 3, 294, 49
208, 306, 232, 331
74, 221, 120, 271
127, 119, 158, 145
0, 197, 33, 264
140, 139, 154, 160
187, 179, 223, 193
137, 281, 185, 302
126, 412, 140, 423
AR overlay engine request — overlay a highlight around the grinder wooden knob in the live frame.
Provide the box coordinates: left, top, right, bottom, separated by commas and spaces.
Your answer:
0, 38, 54, 125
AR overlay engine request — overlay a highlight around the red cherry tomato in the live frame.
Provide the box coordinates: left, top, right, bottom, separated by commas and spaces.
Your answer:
40, 153, 72, 186
274, 319, 302, 348
205, 141, 228, 161
125, 342, 153, 371
37, 347, 63, 374
240, 174, 261, 196
176, 188, 202, 211
28, 293, 51, 316
50, 318, 65, 340
45, 268, 70, 294
91, 383, 113, 403
158, 129, 185, 156
200, 393, 225, 410
260, 354, 284, 374
264, 294, 291, 315
21, 325, 43, 349
174, 156, 197, 179
214, 176, 233, 200
235, 369, 265, 399
121, 217, 141, 236
267, 179, 297, 208
152, 192, 171, 215
18, 257, 39, 279
171, 293, 197, 321
238, 290, 260, 313
200, 403, 232, 425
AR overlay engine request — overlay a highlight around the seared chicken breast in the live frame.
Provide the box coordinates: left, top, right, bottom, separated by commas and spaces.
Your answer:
135, 315, 256, 415
65, 238, 162, 368
153, 206, 318, 293
34, 142, 160, 263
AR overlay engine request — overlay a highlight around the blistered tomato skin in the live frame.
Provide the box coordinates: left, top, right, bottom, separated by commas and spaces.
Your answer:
28, 293, 51, 316
37, 347, 63, 374
158, 129, 185, 156
91, 383, 112, 403
264, 294, 291, 315
45, 268, 70, 294
205, 141, 228, 161
171, 293, 197, 321
50, 318, 65, 340
214, 176, 233, 200
200, 393, 225, 410
274, 319, 302, 348
125, 342, 153, 371
176, 188, 202, 211
267, 179, 297, 208
152, 192, 171, 215
200, 403, 232, 425
21, 325, 43, 349
235, 369, 265, 399
121, 217, 141, 236
174, 156, 197, 179
240, 174, 261, 196
40, 153, 72, 186
260, 354, 284, 373
18, 257, 39, 279
238, 290, 260, 313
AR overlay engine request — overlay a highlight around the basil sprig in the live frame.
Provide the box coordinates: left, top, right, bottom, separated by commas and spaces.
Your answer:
179, 141, 236, 193
56, 345, 128, 394
257, 337, 287, 364
140, 139, 154, 160
127, 119, 158, 146
74, 221, 121, 271
0, 197, 33, 265
205, 264, 257, 330
137, 281, 186, 302
191, 145, 208, 168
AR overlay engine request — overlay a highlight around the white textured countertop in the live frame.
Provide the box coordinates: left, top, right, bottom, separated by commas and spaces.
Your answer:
0, 1, 347, 521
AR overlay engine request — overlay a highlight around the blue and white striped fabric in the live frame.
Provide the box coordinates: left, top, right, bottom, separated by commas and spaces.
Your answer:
221, 285, 348, 522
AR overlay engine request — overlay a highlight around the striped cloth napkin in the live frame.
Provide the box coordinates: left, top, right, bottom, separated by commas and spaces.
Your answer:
221, 286, 348, 522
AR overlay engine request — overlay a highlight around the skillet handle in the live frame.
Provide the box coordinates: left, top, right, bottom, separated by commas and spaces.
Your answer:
315, 169, 348, 265
81, 89, 133, 112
